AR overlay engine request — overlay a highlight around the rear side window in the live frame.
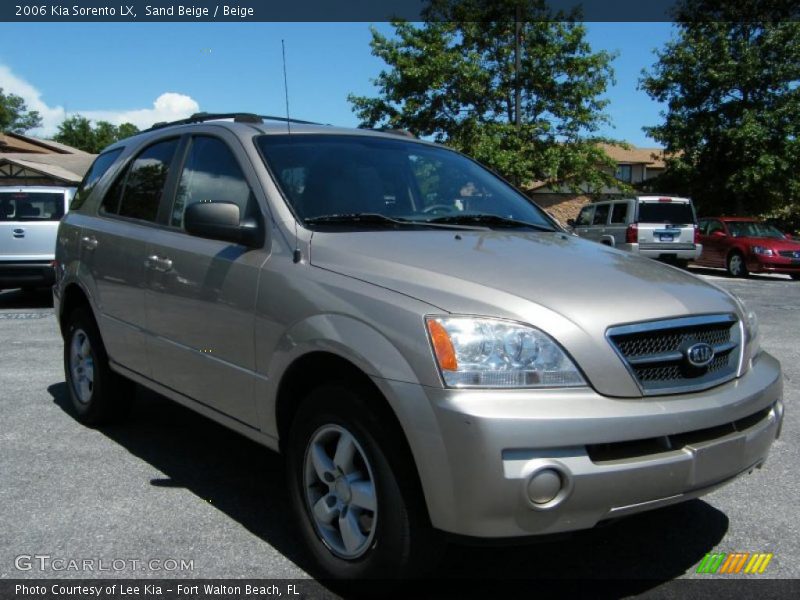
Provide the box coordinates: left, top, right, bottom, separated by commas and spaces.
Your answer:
171, 136, 255, 228
101, 138, 179, 222
71, 148, 123, 210
0, 192, 65, 221
637, 202, 695, 225
575, 205, 593, 226
592, 204, 610, 225
610, 203, 628, 224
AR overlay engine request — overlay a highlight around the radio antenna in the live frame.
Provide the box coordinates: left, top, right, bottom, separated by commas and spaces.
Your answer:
281, 39, 291, 135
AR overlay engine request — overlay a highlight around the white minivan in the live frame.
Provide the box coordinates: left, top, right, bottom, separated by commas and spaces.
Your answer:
0, 186, 75, 290
569, 195, 702, 266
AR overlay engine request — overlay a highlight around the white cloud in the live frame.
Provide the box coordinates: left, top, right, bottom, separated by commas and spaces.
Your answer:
0, 64, 200, 137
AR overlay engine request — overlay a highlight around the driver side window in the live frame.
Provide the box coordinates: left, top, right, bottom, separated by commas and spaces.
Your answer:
171, 136, 255, 229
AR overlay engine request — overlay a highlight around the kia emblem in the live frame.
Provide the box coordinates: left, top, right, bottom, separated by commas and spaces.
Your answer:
686, 343, 715, 368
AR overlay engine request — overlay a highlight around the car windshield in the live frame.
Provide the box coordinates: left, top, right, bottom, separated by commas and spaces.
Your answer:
0, 192, 65, 221
256, 134, 555, 231
727, 221, 786, 239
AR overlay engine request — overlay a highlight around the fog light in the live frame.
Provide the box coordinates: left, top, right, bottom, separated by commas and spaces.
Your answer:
527, 468, 563, 505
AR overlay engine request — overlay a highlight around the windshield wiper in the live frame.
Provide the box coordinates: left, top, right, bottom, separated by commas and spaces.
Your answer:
426, 214, 556, 231
304, 213, 485, 230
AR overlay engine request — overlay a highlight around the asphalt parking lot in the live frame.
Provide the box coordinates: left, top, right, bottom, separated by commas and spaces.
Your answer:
0, 267, 797, 593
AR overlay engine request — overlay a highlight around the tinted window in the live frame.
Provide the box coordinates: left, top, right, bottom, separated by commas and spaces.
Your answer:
71, 148, 123, 210
592, 203, 610, 225
0, 192, 65, 221
707, 220, 725, 235
257, 135, 552, 229
610, 202, 628, 224
637, 202, 695, 225
171, 136, 255, 228
101, 139, 178, 222
727, 221, 785, 239
575, 205, 593, 226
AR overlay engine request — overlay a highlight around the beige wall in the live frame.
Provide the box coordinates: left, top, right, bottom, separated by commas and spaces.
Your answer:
528, 193, 592, 226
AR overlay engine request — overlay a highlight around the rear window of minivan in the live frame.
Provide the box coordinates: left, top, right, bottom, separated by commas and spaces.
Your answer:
637, 202, 695, 225
0, 192, 65, 221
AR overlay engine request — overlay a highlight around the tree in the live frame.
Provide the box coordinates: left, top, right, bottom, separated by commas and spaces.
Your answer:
348, 0, 620, 190
0, 88, 42, 133
53, 115, 140, 153
640, 0, 800, 215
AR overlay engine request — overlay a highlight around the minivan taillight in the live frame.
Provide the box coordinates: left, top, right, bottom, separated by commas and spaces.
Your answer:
693, 225, 700, 243
625, 224, 638, 244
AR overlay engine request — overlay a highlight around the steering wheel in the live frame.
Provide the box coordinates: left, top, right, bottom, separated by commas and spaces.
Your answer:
422, 204, 456, 216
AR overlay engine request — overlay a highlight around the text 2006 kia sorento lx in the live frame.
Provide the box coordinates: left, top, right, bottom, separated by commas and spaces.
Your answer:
54, 114, 784, 578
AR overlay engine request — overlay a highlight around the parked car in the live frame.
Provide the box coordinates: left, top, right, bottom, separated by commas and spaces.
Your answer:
568, 196, 701, 266
54, 114, 783, 578
696, 217, 800, 280
0, 186, 75, 291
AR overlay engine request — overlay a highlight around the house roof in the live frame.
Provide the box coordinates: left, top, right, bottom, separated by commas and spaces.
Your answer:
598, 143, 666, 168
0, 132, 89, 155
0, 153, 95, 183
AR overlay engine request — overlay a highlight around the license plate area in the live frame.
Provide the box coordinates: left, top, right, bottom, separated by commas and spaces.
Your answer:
659, 234, 674, 242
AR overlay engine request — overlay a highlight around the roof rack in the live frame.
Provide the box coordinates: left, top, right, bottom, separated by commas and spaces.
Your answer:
365, 126, 416, 139
148, 112, 322, 131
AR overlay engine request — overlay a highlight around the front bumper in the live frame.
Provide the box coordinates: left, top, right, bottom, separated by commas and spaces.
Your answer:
379, 351, 783, 538
747, 255, 800, 275
0, 260, 55, 289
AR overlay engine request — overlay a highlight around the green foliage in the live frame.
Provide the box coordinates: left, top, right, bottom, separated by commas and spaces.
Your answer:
53, 115, 140, 153
640, 0, 800, 215
348, 0, 621, 191
0, 88, 42, 133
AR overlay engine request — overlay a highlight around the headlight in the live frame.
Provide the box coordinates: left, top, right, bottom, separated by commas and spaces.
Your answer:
732, 295, 761, 363
752, 246, 774, 256
425, 316, 586, 388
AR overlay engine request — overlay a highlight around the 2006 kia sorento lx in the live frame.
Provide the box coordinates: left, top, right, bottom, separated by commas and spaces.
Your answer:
54, 114, 784, 578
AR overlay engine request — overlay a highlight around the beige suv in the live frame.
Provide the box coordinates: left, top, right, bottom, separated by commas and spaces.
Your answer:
54, 114, 782, 578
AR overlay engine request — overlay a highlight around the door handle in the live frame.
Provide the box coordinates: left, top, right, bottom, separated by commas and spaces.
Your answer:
145, 255, 173, 272
13, 228, 25, 238
81, 236, 98, 250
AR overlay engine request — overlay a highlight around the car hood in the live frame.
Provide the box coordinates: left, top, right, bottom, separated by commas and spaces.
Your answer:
740, 236, 800, 250
310, 230, 742, 397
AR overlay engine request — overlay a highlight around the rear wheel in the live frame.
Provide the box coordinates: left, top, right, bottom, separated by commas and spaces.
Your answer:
63, 307, 134, 425
285, 383, 440, 579
727, 252, 748, 278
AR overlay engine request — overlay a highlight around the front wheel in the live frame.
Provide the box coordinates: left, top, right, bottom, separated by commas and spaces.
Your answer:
63, 307, 134, 425
285, 383, 440, 579
727, 252, 748, 278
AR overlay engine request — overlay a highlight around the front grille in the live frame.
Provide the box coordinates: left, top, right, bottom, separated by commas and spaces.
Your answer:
607, 314, 741, 395
778, 250, 800, 259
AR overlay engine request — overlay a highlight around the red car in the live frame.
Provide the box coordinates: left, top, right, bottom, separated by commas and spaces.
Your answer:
696, 217, 800, 279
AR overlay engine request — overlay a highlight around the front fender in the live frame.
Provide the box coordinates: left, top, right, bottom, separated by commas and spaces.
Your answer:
259, 313, 423, 437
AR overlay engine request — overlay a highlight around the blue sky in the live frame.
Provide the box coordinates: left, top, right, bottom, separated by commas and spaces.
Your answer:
0, 22, 675, 146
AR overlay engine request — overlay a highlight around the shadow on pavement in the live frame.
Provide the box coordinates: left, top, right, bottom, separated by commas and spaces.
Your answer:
0, 288, 54, 309
48, 381, 729, 597
686, 265, 793, 283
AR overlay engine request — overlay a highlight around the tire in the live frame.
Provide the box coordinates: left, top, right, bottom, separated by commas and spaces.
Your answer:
285, 383, 441, 579
674, 259, 690, 269
726, 252, 748, 278
63, 307, 134, 425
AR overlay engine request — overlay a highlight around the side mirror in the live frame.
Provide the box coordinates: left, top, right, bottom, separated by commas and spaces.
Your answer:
184, 201, 264, 247
566, 218, 576, 227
